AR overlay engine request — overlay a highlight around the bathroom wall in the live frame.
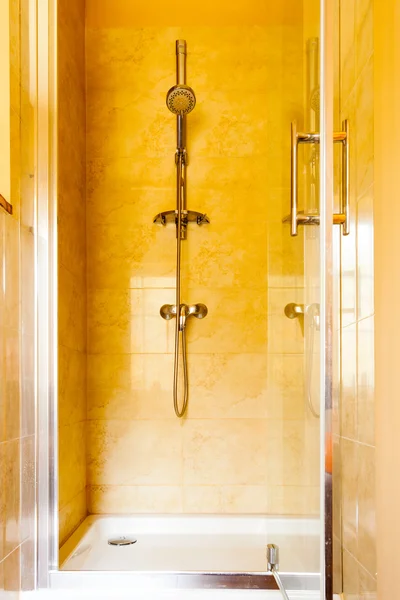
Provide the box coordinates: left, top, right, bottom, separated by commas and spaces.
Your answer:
84, 1, 320, 516
338, 0, 376, 596
0, 0, 36, 591
58, 0, 87, 544
374, 2, 400, 596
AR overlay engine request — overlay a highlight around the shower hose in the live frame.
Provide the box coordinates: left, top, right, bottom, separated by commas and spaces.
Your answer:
306, 304, 320, 419
173, 152, 189, 418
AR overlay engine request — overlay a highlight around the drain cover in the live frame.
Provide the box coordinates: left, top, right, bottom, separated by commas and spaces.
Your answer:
108, 537, 137, 546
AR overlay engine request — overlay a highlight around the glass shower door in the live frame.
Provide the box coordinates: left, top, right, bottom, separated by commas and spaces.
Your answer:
301, 1, 338, 598
33, 1, 341, 598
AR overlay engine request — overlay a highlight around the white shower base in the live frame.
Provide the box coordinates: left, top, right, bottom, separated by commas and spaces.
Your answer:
60, 515, 320, 573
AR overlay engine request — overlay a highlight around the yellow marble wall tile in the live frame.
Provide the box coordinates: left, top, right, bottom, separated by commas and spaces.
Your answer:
20, 226, 34, 337
333, 434, 342, 540
20, 537, 35, 590
86, 3, 304, 29
88, 186, 175, 227
338, 0, 375, 588
265, 420, 319, 488
87, 288, 175, 354
342, 438, 358, 557
58, 265, 86, 353
58, 0, 87, 544
86, 156, 175, 198
87, 222, 176, 289
190, 93, 270, 159
187, 155, 270, 198
182, 485, 269, 514
343, 548, 360, 599
333, 534, 342, 594
266, 354, 305, 420
340, 0, 356, 103
10, 108, 21, 211
267, 288, 304, 354
85, 26, 300, 92
268, 223, 304, 289
267, 485, 319, 516
2, 544, 20, 592
341, 193, 357, 326
182, 222, 268, 290
58, 422, 86, 510
185, 354, 268, 419
355, 0, 373, 75
58, 345, 86, 427
4, 327, 20, 443
355, 57, 373, 199
265, 188, 291, 225
0, 215, 3, 331
4, 215, 20, 330
357, 316, 374, 446
358, 564, 376, 598
182, 420, 268, 486
58, 200, 86, 280
87, 353, 174, 420
4, 439, 20, 557
341, 324, 357, 440
59, 489, 87, 546
87, 420, 183, 486
185, 288, 267, 354
88, 485, 183, 514
19, 123, 35, 230
87, 87, 173, 160
88, 353, 268, 420
20, 434, 35, 543
85, 28, 179, 91
357, 444, 376, 578
0, 442, 5, 560
357, 187, 374, 319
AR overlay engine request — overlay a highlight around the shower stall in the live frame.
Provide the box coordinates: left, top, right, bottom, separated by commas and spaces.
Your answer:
34, 0, 348, 598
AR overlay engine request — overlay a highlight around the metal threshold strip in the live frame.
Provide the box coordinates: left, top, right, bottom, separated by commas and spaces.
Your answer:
50, 570, 320, 591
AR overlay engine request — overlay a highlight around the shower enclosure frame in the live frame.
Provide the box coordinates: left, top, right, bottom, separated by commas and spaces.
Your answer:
33, 0, 335, 596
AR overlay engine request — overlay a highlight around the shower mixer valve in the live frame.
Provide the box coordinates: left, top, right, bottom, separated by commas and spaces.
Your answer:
160, 303, 208, 331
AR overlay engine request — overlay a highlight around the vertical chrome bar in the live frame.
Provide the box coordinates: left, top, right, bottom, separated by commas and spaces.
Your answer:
177, 113, 186, 151
320, 0, 334, 597
291, 121, 299, 236
37, 0, 59, 585
176, 39, 187, 85
342, 119, 350, 236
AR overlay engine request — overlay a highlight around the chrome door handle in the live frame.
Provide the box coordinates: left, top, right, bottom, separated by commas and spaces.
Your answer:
290, 121, 298, 236
288, 119, 350, 236
341, 119, 350, 236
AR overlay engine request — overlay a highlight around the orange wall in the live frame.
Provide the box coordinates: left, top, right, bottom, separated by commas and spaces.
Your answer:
86, 0, 302, 27
374, 1, 400, 598
58, 0, 87, 545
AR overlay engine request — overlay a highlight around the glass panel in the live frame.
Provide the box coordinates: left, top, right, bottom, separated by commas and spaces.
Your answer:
47, 1, 336, 597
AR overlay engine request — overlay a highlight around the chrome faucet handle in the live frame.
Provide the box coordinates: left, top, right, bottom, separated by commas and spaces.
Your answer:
284, 303, 304, 319
160, 303, 208, 326
179, 304, 189, 330
187, 303, 208, 319
160, 304, 176, 320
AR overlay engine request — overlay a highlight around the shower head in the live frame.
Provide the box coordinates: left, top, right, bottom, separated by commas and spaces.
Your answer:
166, 84, 196, 115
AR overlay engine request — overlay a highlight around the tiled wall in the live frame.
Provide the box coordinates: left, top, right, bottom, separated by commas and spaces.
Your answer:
337, 0, 376, 596
0, 0, 36, 592
84, 17, 319, 515
58, 0, 87, 545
